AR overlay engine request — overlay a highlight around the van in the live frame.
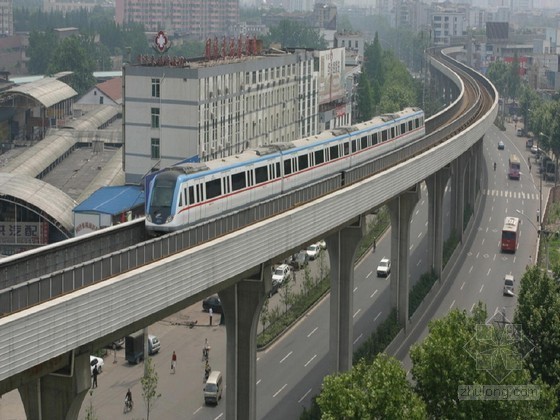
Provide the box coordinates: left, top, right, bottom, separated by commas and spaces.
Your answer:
125, 331, 160, 364
516, 128, 523, 137
203, 371, 223, 405
148, 334, 160, 355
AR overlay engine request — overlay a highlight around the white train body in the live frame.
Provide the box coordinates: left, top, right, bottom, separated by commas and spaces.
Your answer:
146, 107, 425, 233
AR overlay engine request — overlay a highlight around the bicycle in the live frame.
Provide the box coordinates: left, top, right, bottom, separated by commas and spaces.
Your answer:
123, 397, 133, 414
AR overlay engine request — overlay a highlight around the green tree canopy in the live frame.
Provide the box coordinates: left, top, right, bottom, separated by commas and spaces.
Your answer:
27, 30, 59, 75
263, 20, 327, 50
47, 36, 96, 95
515, 266, 560, 386
411, 304, 557, 419
317, 354, 426, 419
487, 61, 510, 98
356, 71, 373, 122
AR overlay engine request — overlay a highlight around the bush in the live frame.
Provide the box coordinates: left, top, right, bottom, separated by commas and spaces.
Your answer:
409, 270, 438, 316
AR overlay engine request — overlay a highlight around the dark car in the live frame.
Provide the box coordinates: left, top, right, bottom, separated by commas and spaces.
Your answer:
291, 250, 309, 270
202, 295, 223, 313
498, 140, 505, 150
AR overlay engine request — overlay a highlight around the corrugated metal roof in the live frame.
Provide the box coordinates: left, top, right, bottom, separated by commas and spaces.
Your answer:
63, 105, 120, 130
76, 148, 124, 204
2, 130, 76, 177
8, 76, 77, 108
73, 185, 144, 215
0, 173, 75, 233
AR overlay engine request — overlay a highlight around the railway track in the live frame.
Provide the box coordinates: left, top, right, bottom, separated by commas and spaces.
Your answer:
0, 49, 497, 315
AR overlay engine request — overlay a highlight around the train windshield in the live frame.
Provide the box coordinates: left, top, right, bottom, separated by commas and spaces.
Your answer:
150, 177, 175, 208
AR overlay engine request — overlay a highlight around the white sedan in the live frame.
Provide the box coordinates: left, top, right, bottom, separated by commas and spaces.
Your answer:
306, 244, 321, 260
90, 355, 104, 375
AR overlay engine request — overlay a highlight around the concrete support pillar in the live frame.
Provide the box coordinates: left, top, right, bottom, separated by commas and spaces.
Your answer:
387, 186, 421, 329
219, 264, 270, 420
19, 352, 90, 420
426, 168, 450, 279
325, 216, 365, 373
450, 157, 466, 242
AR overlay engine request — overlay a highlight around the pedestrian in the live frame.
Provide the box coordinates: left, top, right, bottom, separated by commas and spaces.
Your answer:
92, 366, 98, 388
171, 351, 177, 374
529, 159, 532, 172
528, 255, 533, 268
209, 307, 213, 326
537, 208, 540, 223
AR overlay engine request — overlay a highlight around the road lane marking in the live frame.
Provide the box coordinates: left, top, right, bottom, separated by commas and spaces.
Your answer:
366, 271, 372, 279
298, 388, 313, 403
493, 254, 496, 261
460, 281, 465, 290
280, 351, 293, 363
353, 286, 358, 293
273, 384, 288, 398
256, 379, 261, 385
353, 309, 361, 318
470, 302, 476, 312
374, 311, 382, 322
416, 259, 422, 266
450, 300, 455, 309
469, 266, 473, 273
370, 289, 378, 298
307, 327, 318, 338
487, 268, 491, 276
476, 252, 480, 258
417, 232, 422, 239
304, 354, 317, 367
481, 238, 485, 245
480, 284, 484, 293
353, 334, 362, 345
409, 244, 414, 250
193, 408, 202, 415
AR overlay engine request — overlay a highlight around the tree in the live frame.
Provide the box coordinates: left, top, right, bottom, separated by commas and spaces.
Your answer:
411, 304, 557, 419
264, 20, 327, 50
47, 35, 96, 95
356, 72, 373, 122
27, 30, 58, 74
508, 52, 521, 101
514, 266, 560, 386
363, 33, 384, 88
486, 61, 510, 99
537, 99, 560, 185
317, 354, 426, 419
141, 357, 161, 420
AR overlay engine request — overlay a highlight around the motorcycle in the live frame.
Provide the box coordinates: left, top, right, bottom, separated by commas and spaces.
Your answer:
124, 397, 133, 413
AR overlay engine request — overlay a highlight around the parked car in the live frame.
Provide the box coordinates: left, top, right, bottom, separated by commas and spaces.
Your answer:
497, 140, 505, 150
203, 295, 223, 313
318, 240, 327, 250
526, 138, 534, 149
376, 257, 391, 277
306, 243, 321, 260
503, 274, 515, 296
270, 264, 291, 296
90, 355, 104, 375
531, 145, 538, 154
291, 250, 310, 270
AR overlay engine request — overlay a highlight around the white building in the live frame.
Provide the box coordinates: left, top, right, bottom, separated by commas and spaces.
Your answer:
123, 47, 319, 184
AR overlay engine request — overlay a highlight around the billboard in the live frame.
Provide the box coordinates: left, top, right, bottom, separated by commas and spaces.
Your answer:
318, 48, 345, 105
0, 222, 48, 244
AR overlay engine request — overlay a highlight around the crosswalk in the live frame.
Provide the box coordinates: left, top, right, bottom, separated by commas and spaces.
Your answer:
483, 189, 539, 200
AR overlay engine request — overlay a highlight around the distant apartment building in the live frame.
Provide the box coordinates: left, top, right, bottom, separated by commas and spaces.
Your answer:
43, 0, 99, 14
115, 0, 239, 38
123, 44, 319, 184
429, 4, 468, 46
0, 0, 13, 36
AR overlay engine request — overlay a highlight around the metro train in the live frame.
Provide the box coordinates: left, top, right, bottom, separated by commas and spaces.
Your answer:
145, 107, 425, 234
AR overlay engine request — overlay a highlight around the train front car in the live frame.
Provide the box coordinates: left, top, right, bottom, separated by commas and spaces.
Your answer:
145, 169, 181, 234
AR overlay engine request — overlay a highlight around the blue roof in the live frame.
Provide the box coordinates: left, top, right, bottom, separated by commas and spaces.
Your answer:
73, 186, 145, 215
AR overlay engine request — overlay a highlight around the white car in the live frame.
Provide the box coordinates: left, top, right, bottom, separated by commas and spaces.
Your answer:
306, 244, 321, 260
272, 264, 291, 287
376, 258, 391, 277
90, 355, 104, 375
503, 274, 515, 296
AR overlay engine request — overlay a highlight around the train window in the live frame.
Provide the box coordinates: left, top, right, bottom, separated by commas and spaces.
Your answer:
360, 136, 368, 150
178, 190, 183, 207
372, 133, 378, 144
188, 186, 195, 204
391, 127, 395, 138
343, 142, 350, 156
351, 140, 357, 153
298, 154, 309, 171
206, 179, 222, 200
408, 121, 413, 131
330, 145, 339, 159
275, 162, 281, 178
314, 149, 324, 165
231, 172, 246, 191
382, 130, 388, 142
400, 123, 406, 134
255, 166, 268, 184
284, 159, 292, 175
415, 118, 419, 128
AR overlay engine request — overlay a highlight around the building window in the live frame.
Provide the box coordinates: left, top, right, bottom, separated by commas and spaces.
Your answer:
151, 108, 160, 128
151, 78, 160, 97
151, 138, 160, 159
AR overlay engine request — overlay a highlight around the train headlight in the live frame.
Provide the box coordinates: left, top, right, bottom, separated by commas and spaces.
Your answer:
166, 215, 174, 223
